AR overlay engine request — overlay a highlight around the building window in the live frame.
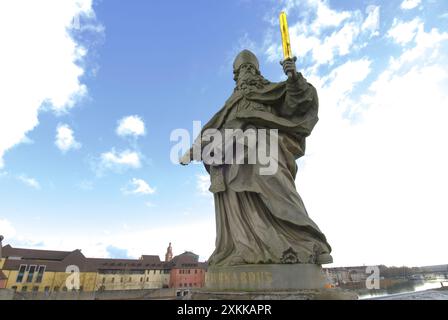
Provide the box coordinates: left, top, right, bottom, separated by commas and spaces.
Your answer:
26, 265, 37, 283
146, 277, 149, 282
120, 277, 123, 283
21, 286, 28, 292
102, 277, 106, 284
54, 286, 60, 292
189, 283, 192, 287
111, 278, 115, 283
11, 286, 17, 292
32, 286, 39, 292
153, 270, 156, 274
129, 277, 132, 282
44, 286, 50, 293
16, 264, 27, 283
140, 277, 143, 282
195, 270, 198, 274
35, 265, 46, 283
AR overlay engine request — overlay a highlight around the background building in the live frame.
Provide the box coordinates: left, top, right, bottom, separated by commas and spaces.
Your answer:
166, 251, 207, 290
0, 238, 206, 294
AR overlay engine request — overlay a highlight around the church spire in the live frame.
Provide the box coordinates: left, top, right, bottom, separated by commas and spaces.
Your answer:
165, 242, 173, 262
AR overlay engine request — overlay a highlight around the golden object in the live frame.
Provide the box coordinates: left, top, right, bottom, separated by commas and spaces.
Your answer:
279, 11, 292, 60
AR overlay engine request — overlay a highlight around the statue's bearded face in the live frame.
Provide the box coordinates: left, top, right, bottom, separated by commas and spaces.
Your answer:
235, 63, 268, 91
239, 63, 257, 77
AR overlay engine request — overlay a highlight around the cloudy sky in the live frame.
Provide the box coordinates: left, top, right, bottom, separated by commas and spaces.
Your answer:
1, 0, 447, 267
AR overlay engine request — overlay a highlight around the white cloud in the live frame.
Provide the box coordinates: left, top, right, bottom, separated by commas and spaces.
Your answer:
400, 0, 421, 10
296, 22, 448, 267
362, 6, 380, 37
122, 178, 155, 195
110, 219, 215, 261
0, 0, 102, 168
308, 0, 351, 34
55, 123, 81, 153
17, 175, 41, 190
387, 18, 421, 45
196, 174, 211, 195
0, 218, 16, 239
388, 25, 448, 71
320, 58, 372, 98
116, 115, 146, 138
98, 149, 141, 173
267, 0, 380, 67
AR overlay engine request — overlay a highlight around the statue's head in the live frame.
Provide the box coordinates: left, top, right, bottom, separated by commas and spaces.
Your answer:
233, 49, 259, 74
233, 50, 269, 90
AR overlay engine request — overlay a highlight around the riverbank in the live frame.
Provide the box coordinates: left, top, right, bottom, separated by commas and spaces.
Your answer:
366, 287, 448, 300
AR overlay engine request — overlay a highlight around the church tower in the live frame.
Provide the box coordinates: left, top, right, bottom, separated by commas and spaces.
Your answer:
165, 242, 173, 262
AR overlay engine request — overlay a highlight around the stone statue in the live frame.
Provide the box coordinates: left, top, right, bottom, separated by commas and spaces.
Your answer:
181, 50, 332, 267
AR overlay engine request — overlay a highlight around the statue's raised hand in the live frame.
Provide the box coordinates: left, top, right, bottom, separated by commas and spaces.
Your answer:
280, 56, 298, 81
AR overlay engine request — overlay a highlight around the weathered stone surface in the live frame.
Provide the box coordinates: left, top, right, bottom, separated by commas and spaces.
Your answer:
205, 264, 330, 291
187, 289, 358, 300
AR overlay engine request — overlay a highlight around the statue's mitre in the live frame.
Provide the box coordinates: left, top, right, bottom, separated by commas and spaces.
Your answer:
233, 49, 259, 72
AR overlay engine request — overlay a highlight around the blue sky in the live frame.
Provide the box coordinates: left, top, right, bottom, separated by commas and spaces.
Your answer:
1, 0, 448, 266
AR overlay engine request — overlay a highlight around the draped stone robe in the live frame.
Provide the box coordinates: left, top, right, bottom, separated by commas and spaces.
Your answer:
190, 72, 331, 266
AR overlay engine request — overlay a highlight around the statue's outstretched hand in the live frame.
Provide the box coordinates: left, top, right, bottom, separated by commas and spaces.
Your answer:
179, 149, 192, 166
280, 56, 298, 81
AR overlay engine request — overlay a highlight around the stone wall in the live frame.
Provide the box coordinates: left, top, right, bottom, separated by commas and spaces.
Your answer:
0, 289, 14, 300
10, 288, 177, 300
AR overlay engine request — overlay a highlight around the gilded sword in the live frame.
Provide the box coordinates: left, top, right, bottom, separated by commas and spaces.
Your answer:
279, 11, 294, 78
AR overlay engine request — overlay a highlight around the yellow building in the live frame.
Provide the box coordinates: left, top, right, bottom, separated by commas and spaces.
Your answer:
0, 245, 98, 293
0, 242, 206, 295
90, 256, 170, 291
0, 244, 178, 293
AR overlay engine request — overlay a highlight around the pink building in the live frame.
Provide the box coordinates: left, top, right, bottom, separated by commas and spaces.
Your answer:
166, 251, 207, 289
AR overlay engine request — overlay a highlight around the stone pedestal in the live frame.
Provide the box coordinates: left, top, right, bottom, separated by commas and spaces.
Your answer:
187, 264, 358, 300
205, 264, 329, 291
